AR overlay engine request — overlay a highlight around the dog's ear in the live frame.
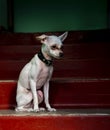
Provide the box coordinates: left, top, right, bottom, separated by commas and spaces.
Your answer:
36, 34, 48, 44
59, 32, 68, 42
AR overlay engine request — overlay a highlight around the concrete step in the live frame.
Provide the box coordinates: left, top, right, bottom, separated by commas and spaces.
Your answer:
0, 109, 110, 130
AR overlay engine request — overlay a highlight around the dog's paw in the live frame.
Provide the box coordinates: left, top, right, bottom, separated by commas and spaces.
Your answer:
34, 108, 40, 112
47, 108, 56, 112
15, 107, 34, 112
27, 108, 34, 112
39, 107, 45, 111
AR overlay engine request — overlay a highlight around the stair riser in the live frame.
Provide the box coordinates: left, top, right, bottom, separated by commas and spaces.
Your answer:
0, 81, 110, 109
0, 44, 110, 60
0, 30, 110, 45
0, 59, 110, 80
0, 116, 110, 130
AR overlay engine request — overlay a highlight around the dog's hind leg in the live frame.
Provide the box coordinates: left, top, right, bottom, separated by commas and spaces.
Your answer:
15, 90, 33, 112
16, 89, 44, 112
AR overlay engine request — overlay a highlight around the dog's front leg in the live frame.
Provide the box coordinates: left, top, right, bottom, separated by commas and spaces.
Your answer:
43, 81, 56, 112
30, 78, 39, 112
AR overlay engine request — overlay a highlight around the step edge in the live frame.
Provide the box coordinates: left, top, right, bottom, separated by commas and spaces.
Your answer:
0, 80, 17, 83
0, 109, 110, 117
0, 77, 110, 83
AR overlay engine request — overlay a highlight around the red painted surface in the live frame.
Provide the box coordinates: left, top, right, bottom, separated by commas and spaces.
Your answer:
0, 115, 110, 130
0, 82, 16, 109
0, 43, 110, 60
0, 36, 110, 80
0, 80, 110, 109
0, 59, 110, 80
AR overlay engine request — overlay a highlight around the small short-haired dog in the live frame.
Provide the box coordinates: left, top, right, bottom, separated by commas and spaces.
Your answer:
15, 32, 68, 112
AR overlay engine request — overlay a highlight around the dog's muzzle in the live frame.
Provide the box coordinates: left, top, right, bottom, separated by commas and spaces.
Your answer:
59, 52, 64, 58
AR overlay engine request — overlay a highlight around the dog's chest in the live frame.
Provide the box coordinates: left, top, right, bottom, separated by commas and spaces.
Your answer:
36, 67, 51, 88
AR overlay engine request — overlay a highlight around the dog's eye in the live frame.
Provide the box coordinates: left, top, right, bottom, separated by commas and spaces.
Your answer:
51, 45, 57, 50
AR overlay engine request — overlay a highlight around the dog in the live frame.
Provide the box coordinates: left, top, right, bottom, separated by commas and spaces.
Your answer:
15, 32, 68, 112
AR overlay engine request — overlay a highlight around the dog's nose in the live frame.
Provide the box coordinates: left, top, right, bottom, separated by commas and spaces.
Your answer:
59, 52, 64, 57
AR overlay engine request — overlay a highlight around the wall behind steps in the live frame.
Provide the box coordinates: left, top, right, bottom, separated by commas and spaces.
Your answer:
0, 0, 7, 29
0, 0, 107, 32
14, 0, 107, 32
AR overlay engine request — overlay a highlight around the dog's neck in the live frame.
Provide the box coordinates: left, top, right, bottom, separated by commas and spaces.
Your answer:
38, 49, 53, 66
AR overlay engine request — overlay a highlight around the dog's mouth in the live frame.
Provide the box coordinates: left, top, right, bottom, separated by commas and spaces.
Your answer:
51, 54, 63, 59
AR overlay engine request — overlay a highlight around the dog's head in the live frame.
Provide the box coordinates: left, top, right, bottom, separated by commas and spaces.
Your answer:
36, 32, 68, 59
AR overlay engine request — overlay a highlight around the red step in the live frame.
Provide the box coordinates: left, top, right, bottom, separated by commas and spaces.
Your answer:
0, 109, 110, 130
0, 79, 110, 110
0, 42, 109, 80
0, 43, 110, 60
0, 30, 109, 45
0, 59, 110, 80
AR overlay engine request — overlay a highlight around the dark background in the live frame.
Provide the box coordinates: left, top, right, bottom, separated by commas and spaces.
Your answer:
0, 0, 108, 32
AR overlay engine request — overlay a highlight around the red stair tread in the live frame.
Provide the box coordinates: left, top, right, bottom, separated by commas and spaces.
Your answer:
0, 109, 110, 130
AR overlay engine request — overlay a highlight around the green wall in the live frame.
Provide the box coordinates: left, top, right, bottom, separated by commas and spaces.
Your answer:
14, 0, 107, 32
0, 0, 7, 29
0, 0, 107, 32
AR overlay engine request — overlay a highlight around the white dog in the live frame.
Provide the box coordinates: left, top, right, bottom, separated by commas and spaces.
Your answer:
15, 32, 68, 112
